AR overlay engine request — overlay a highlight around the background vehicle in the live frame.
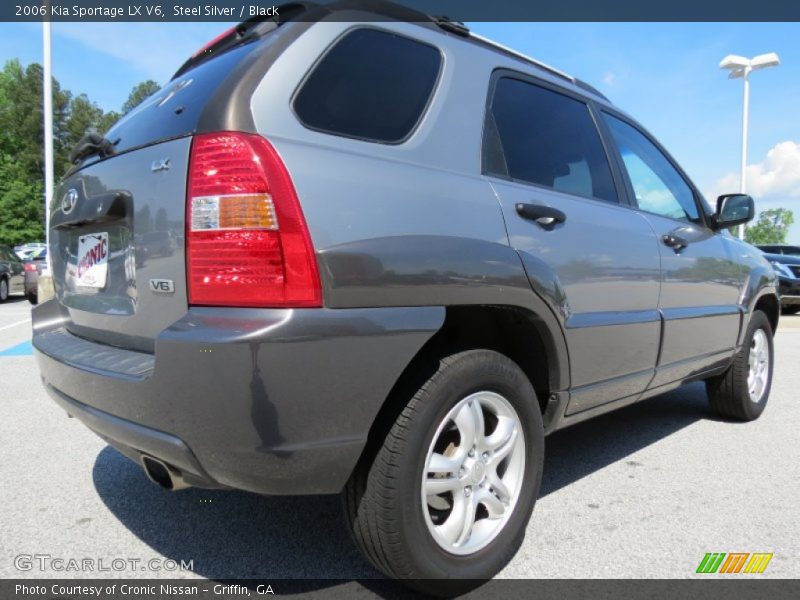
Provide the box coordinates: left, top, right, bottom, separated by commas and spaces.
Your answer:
759, 248, 800, 314
32, 4, 779, 593
23, 247, 47, 304
757, 243, 800, 256
14, 242, 46, 260
0, 244, 25, 302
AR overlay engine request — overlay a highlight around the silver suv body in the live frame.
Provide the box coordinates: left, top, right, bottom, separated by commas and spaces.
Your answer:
33, 5, 779, 592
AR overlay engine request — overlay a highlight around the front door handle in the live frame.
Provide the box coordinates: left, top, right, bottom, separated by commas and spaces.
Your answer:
662, 233, 689, 252
516, 203, 566, 229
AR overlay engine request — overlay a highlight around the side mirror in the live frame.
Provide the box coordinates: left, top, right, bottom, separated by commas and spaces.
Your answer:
714, 193, 754, 229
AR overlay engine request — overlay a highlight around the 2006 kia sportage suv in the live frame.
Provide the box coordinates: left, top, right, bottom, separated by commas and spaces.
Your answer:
33, 3, 779, 593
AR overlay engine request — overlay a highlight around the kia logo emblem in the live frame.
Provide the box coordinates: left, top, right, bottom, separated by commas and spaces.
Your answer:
61, 188, 78, 214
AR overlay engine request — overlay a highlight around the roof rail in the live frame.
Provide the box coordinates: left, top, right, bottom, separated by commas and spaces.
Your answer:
468, 33, 575, 84
574, 78, 609, 101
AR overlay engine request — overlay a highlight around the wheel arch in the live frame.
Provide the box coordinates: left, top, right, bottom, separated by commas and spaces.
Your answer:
753, 291, 780, 334
350, 303, 567, 484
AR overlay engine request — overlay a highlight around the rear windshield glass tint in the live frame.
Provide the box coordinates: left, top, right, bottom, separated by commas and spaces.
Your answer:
102, 42, 256, 156
293, 28, 442, 143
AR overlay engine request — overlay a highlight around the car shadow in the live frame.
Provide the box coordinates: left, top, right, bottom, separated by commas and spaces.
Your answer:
92, 381, 719, 592
540, 381, 722, 496
3, 295, 30, 304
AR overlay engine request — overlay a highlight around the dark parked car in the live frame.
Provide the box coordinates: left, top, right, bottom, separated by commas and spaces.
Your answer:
757, 243, 800, 256
23, 247, 47, 304
0, 244, 25, 302
759, 249, 800, 314
32, 6, 780, 593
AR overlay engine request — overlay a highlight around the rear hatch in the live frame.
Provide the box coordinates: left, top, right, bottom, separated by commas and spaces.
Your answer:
48, 22, 301, 353
50, 137, 192, 352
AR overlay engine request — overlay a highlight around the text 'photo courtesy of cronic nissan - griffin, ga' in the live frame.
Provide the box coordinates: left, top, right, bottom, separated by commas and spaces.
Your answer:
18, 1, 786, 596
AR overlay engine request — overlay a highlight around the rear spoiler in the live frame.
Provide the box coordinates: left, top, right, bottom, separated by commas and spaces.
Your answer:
171, 2, 318, 80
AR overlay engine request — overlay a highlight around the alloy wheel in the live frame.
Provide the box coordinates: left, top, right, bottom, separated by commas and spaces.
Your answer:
421, 391, 526, 555
747, 328, 770, 403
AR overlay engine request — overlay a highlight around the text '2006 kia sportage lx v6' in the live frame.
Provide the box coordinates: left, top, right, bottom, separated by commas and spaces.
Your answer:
33, 3, 779, 594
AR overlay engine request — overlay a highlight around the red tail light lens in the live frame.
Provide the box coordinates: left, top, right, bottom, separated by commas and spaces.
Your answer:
186, 132, 322, 308
24, 263, 37, 272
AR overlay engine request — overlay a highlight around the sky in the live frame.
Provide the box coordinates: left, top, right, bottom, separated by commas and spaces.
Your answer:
0, 20, 798, 241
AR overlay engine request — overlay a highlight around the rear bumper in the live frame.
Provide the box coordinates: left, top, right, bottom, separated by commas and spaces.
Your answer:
44, 383, 221, 489
33, 300, 443, 495
778, 277, 800, 306
24, 271, 38, 295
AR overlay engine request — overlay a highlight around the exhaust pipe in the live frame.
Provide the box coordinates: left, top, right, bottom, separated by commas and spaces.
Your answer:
140, 455, 191, 491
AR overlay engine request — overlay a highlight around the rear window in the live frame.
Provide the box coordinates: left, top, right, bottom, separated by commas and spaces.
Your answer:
102, 42, 258, 156
293, 28, 442, 143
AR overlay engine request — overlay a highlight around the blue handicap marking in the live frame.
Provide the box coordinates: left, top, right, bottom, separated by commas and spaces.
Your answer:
0, 341, 33, 356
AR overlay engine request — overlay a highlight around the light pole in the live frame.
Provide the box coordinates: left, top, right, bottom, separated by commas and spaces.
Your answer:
719, 52, 780, 239
40, 15, 56, 303
43, 20, 53, 257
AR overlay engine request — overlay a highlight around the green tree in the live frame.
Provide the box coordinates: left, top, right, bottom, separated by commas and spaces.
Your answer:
0, 59, 71, 182
97, 109, 121, 135
745, 208, 795, 245
0, 154, 43, 245
0, 58, 163, 244
121, 80, 161, 115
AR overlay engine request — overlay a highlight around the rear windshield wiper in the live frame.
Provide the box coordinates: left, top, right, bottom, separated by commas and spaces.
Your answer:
69, 132, 118, 165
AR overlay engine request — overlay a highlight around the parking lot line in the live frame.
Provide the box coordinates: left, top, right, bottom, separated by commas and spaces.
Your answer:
0, 318, 31, 332
0, 341, 33, 356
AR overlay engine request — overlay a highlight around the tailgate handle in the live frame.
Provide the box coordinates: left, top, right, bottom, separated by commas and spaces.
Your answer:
52, 190, 132, 230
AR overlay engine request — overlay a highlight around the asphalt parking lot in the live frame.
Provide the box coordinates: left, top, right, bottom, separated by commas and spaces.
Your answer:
1, 295, 799, 584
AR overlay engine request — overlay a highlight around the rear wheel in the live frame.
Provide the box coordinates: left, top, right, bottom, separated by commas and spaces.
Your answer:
706, 310, 773, 421
343, 349, 544, 596
0, 278, 9, 302
27, 292, 38, 305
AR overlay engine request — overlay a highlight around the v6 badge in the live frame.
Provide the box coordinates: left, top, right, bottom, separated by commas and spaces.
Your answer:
149, 279, 175, 294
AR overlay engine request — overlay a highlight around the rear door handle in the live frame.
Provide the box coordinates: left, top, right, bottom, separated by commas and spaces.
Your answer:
662, 233, 689, 252
515, 203, 566, 229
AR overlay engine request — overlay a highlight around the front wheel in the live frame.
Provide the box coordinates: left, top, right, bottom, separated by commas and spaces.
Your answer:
706, 310, 774, 421
0, 278, 9, 303
343, 350, 544, 596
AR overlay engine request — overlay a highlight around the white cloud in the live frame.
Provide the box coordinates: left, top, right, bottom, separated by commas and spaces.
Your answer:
708, 141, 800, 201
52, 22, 228, 83
602, 71, 616, 86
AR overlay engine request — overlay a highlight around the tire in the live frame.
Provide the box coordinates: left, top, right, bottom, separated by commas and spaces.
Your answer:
343, 349, 544, 596
0, 278, 8, 303
706, 310, 774, 421
781, 305, 800, 315
27, 292, 38, 305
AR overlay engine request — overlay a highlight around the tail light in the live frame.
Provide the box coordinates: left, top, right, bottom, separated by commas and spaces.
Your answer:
24, 263, 37, 272
186, 132, 322, 308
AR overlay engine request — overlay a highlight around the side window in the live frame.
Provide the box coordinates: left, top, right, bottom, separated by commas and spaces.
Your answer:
603, 114, 699, 222
485, 76, 617, 203
293, 28, 441, 143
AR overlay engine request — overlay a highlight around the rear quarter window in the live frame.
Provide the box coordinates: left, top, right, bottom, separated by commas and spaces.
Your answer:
292, 28, 442, 143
